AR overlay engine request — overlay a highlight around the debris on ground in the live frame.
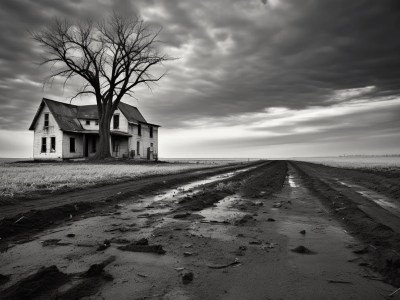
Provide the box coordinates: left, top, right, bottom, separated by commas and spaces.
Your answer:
299, 230, 306, 235
208, 259, 241, 269
0, 265, 69, 299
291, 245, 316, 254
97, 239, 111, 251
267, 218, 276, 222
183, 251, 193, 257
41, 239, 70, 247
234, 246, 247, 256
66, 233, 75, 238
249, 240, 262, 245
273, 202, 283, 208
173, 212, 191, 219
262, 242, 276, 250
117, 238, 166, 254
182, 272, 194, 284
84, 256, 116, 277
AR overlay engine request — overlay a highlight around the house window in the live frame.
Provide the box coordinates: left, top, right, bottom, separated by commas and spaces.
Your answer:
95, 120, 99, 125
92, 138, 96, 153
70, 137, 76, 153
136, 141, 140, 155
150, 126, 153, 138
44, 113, 49, 128
85, 120, 90, 125
113, 114, 119, 129
41, 137, 47, 153
138, 124, 142, 136
50, 137, 56, 152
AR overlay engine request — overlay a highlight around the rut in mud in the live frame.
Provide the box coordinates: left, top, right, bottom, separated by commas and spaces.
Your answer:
291, 161, 400, 286
0, 161, 263, 243
1, 160, 399, 299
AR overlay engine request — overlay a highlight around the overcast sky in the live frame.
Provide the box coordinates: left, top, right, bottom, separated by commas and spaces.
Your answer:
1, 0, 400, 158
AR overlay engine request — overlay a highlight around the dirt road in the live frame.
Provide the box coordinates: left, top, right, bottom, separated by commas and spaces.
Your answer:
1, 161, 399, 299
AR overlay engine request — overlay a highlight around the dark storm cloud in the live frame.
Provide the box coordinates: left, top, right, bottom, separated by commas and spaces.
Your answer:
132, 0, 400, 127
1, 0, 400, 135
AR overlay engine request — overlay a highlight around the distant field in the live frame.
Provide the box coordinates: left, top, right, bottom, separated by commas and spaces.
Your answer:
0, 159, 234, 201
292, 156, 400, 170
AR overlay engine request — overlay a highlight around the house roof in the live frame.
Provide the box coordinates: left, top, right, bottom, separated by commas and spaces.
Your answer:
29, 98, 160, 131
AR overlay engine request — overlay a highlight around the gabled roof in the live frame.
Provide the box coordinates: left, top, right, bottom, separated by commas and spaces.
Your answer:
29, 98, 160, 131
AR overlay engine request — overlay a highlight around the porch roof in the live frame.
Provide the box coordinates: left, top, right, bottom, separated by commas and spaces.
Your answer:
65, 130, 132, 137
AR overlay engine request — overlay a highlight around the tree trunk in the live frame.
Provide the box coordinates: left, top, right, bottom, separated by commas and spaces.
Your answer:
93, 108, 112, 160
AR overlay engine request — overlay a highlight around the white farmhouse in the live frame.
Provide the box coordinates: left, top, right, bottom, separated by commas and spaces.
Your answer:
29, 98, 160, 160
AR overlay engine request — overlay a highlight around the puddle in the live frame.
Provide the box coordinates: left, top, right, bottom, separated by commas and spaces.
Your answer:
288, 175, 298, 188
199, 195, 246, 222
337, 181, 400, 217
153, 167, 256, 202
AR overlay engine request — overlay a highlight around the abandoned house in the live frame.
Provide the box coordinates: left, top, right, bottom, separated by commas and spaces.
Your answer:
29, 98, 160, 160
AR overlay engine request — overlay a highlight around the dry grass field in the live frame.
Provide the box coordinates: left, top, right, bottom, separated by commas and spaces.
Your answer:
292, 156, 400, 172
0, 160, 230, 199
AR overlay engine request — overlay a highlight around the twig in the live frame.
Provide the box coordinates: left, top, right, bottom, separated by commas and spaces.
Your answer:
327, 280, 352, 284
14, 216, 25, 224
389, 288, 400, 298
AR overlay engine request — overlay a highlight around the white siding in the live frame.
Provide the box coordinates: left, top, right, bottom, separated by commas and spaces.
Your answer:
79, 119, 99, 130
62, 133, 84, 158
111, 109, 128, 132
128, 124, 158, 159
33, 104, 63, 160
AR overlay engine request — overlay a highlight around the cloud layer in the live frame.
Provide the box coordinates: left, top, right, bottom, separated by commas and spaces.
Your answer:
0, 0, 399, 157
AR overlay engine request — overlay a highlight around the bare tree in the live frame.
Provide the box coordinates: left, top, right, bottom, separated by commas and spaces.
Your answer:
32, 13, 170, 159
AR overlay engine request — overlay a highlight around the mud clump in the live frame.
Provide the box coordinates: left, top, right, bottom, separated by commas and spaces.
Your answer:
182, 272, 194, 284
173, 212, 191, 219
118, 238, 166, 254
97, 239, 111, 251
234, 214, 255, 226
291, 245, 316, 255
1, 265, 69, 300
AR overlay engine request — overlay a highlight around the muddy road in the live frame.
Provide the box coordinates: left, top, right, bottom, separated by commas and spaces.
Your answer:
1, 161, 400, 299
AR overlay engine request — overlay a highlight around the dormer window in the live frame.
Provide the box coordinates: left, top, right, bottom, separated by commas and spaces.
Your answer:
44, 113, 49, 128
85, 120, 90, 125
113, 114, 119, 129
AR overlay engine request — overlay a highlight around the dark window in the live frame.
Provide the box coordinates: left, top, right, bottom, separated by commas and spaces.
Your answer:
50, 137, 56, 152
136, 141, 140, 155
113, 141, 119, 153
138, 124, 142, 136
41, 137, 47, 153
95, 120, 99, 125
113, 115, 119, 129
150, 126, 153, 138
150, 143, 154, 147
70, 137, 75, 153
92, 138, 96, 153
44, 113, 49, 128
85, 120, 90, 125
